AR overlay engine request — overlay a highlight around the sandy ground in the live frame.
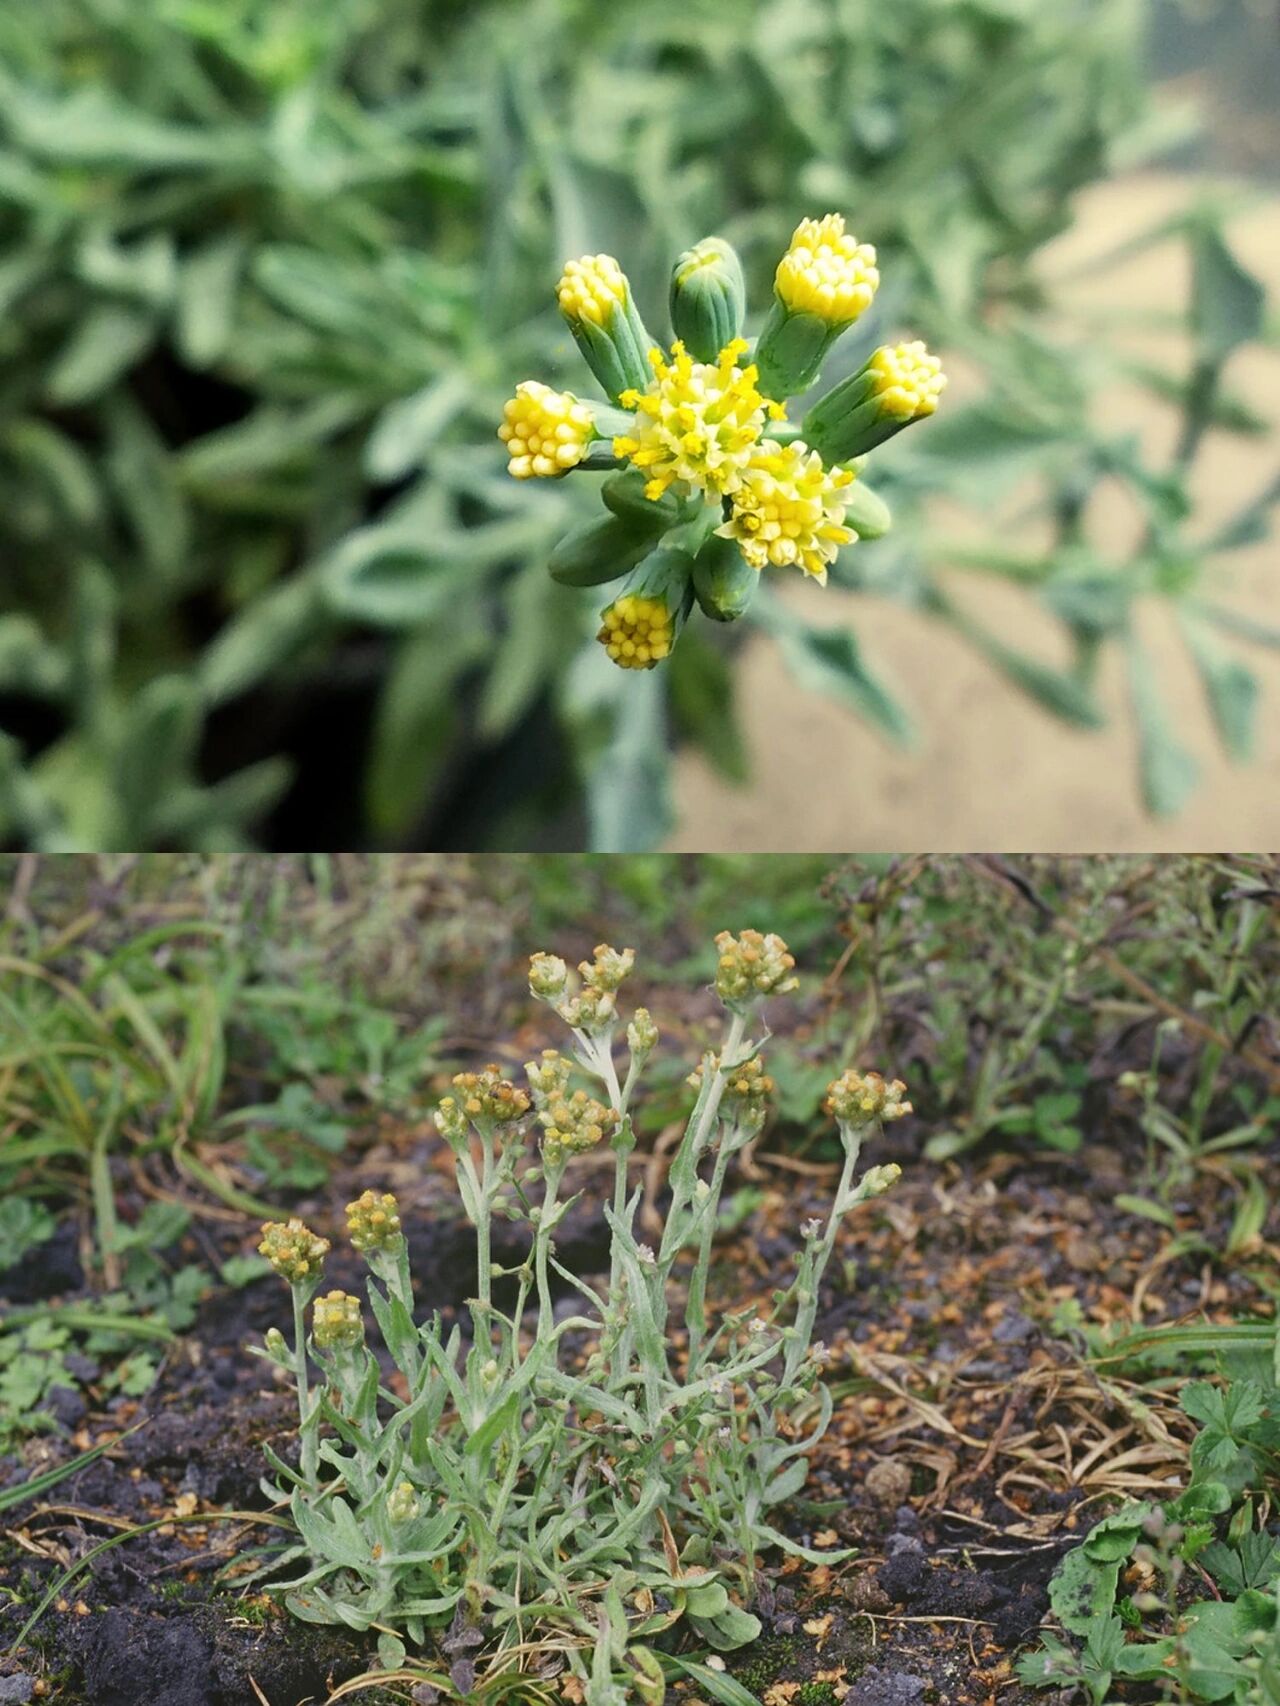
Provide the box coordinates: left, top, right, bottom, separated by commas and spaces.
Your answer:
669, 174, 1279, 851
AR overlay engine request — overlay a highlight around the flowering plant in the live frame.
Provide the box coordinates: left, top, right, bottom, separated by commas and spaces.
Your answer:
499, 219, 944, 670
253, 933, 909, 1691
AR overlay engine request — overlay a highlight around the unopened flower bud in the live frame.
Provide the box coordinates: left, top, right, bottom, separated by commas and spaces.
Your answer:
824, 1069, 911, 1128
669, 236, 747, 363
538, 1089, 618, 1163
860, 1163, 902, 1198
498, 381, 597, 479
713, 930, 798, 1010
803, 341, 946, 463
628, 1007, 658, 1057
264, 1327, 287, 1358
525, 1048, 571, 1103
557, 253, 655, 403
582, 943, 635, 992
754, 214, 880, 399
387, 1480, 421, 1523
529, 953, 569, 1000
346, 1189, 402, 1254
312, 1289, 364, 1351
259, 1218, 330, 1286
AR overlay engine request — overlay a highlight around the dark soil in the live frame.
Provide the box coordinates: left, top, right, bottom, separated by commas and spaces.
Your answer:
1, 991, 1273, 1706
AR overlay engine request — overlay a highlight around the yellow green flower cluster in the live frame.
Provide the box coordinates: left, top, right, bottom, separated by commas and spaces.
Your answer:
346, 1189, 403, 1254
525, 1047, 572, 1103
537, 1089, 618, 1166
824, 1069, 913, 1128
714, 930, 799, 1010
497, 216, 944, 670
259, 1218, 330, 1285
436, 1067, 531, 1149
528, 944, 635, 1035
312, 1289, 364, 1351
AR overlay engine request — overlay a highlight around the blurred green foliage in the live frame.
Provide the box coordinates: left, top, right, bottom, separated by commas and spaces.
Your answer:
0, 0, 1274, 848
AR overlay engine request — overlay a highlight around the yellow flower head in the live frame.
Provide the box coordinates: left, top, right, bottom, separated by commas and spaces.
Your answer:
597, 591, 676, 669
259, 1218, 330, 1285
538, 1089, 618, 1164
557, 253, 629, 325
868, 341, 947, 420
714, 930, 798, 1007
612, 340, 784, 503
775, 214, 879, 326
498, 380, 594, 479
716, 439, 856, 585
346, 1189, 402, 1254
824, 1069, 912, 1128
312, 1289, 364, 1351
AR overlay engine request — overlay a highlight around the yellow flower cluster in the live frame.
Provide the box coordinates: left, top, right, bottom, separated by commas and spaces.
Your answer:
259, 1218, 330, 1285
312, 1289, 364, 1350
346, 1189, 402, 1254
436, 1067, 531, 1146
557, 253, 629, 325
774, 214, 879, 325
868, 341, 948, 420
538, 1089, 618, 1164
528, 943, 637, 1035
497, 381, 594, 479
596, 592, 676, 669
716, 439, 856, 585
690, 1051, 775, 1111
526, 1047, 572, 1102
580, 944, 635, 991
824, 1069, 912, 1127
714, 930, 799, 1007
613, 340, 784, 503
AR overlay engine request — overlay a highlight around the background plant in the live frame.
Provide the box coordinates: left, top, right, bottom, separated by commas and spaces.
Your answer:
1019, 1315, 1280, 1705
252, 935, 908, 1689
0, 1, 1273, 850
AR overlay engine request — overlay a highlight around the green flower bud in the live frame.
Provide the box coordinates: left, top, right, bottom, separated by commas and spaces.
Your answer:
628, 1007, 658, 1057
841, 478, 893, 541
529, 954, 570, 1000
669, 236, 746, 364
387, 1480, 421, 1523
692, 533, 759, 623
312, 1289, 364, 1351
548, 512, 663, 589
601, 467, 682, 529
345, 1189, 403, 1254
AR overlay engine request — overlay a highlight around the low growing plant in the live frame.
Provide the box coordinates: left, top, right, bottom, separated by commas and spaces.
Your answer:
1020, 1317, 1280, 1704
253, 932, 909, 1690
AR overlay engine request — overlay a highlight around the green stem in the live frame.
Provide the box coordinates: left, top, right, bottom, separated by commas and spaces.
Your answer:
685, 1145, 732, 1374
292, 1286, 317, 1487
535, 1167, 563, 1343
